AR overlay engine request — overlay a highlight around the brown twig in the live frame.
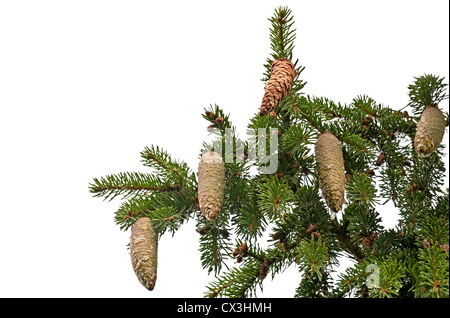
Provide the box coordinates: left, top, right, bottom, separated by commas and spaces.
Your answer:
332, 219, 365, 262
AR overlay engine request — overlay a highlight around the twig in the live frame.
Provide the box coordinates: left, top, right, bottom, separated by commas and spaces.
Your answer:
146, 153, 184, 187
91, 184, 180, 193
332, 219, 365, 262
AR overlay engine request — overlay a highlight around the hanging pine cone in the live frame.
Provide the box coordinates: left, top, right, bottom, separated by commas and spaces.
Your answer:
259, 58, 296, 116
315, 131, 346, 213
130, 217, 158, 291
198, 150, 225, 220
414, 106, 446, 158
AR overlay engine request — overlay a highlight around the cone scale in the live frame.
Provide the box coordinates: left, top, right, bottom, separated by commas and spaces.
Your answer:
197, 151, 225, 220
315, 131, 346, 213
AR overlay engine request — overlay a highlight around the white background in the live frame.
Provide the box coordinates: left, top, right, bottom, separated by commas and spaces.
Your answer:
0, 0, 448, 298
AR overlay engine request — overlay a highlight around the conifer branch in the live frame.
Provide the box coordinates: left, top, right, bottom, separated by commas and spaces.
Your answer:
89, 6, 449, 298
332, 219, 365, 262
89, 172, 180, 201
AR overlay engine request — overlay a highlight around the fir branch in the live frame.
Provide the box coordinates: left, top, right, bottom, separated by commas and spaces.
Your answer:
201, 104, 235, 134
408, 74, 449, 115
146, 152, 184, 187
291, 186, 341, 262
346, 173, 379, 207
114, 187, 198, 234
333, 260, 375, 297
257, 175, 294, 219
234, 204, 267, 241
280, 123, 314, 158
343, 202, 384, 257
417, 245, 449, 298
88, 7, 449, 298
114, 196, 155, 231
268, 6, 296, 61
370, 256, 406, 298
296, 235, 329, 281
339, 134, 372, 154
205, 263, 261, 298
332, 218, 365, 262
140, 145, 194, 188
89, 172, 179, 201
294, 97, 326, 133
198, 218, 232, 275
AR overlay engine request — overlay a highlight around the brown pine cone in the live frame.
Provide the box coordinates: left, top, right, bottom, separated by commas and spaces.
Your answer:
259, 58, 296, 116
198, 150, 225, 220
315, 131, 346, 213
130, 217, 158, 291
414, 106, 446, 158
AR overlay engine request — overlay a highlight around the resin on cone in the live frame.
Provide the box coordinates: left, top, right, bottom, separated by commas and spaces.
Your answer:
130, 217, 158, 291
414, 106, 446, 158
259, 58, 296, 116
198, 150, 225, 220
315, 131, 346, 213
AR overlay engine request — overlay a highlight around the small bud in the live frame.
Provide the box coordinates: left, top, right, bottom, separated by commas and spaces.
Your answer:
221, 229, 230, 238
362, 237, 371, 247
306, 223, 318, 235
422, 238, 431, 249
205, 111, 215, 119
259, 259, 270, 280
362, 116, 373, 125
311, 232, 322, 240
197, 225, 211, 235
272, 231, 283, 240
238, 241, 248, 253
214, 116, 224, 126
376, 154, 386, 166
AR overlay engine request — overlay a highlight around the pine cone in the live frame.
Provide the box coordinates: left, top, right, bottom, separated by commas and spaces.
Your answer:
414, 106, 446, 158
315, 131, 346, 213
130, 217, 158, 291
259, 58, 296, 116
198, 150, 225, 220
